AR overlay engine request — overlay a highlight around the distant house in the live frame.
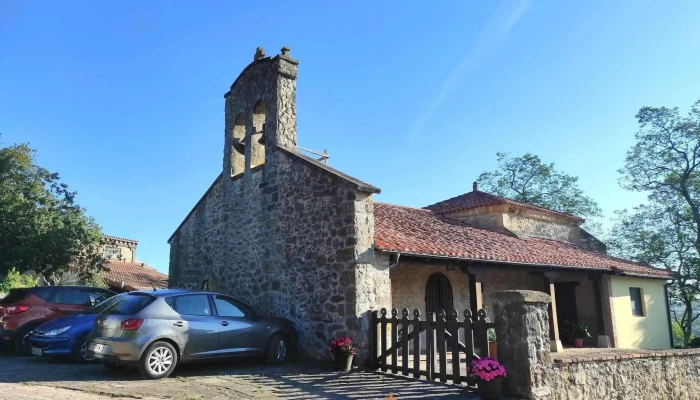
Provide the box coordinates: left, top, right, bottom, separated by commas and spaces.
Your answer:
167, 48, 674, 362
99, 235, 168, 292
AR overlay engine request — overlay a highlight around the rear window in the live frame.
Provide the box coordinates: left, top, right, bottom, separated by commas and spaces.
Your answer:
1, 287, 56, 304
0, 289, 28, 304
102, 293, 156, 315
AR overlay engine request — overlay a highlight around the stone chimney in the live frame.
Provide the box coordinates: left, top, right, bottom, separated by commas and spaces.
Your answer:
473, 181, 479, 192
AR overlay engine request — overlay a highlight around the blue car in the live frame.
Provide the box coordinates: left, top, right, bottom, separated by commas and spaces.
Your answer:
28, 293, 127, 362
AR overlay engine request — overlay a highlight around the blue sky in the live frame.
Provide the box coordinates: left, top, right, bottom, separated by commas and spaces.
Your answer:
2, 1, 700, 273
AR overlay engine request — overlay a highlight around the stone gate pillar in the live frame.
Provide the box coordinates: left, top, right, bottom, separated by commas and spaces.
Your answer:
490, 290, 552, 400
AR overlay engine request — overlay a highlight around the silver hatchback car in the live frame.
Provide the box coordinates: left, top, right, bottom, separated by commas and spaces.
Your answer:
87, 289, 297, 379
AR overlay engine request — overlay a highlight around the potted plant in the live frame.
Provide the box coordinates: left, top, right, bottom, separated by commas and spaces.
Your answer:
569, 322, 591, 348
469, 358, 507, 400
487, 328, 497, 360
329, 336, 357, 371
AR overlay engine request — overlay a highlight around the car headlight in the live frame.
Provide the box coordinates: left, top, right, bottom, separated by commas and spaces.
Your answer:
44, 326, 71, 336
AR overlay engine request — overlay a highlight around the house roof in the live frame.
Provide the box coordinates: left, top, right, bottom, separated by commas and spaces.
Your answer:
104, 261, 169, 291
374, 202, 673, 279
101, 234, 138, 244
424, 190, 585, 223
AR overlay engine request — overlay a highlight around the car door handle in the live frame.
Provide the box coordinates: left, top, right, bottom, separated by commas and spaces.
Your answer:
220, 321, 229, 327
173, 321, 184, 327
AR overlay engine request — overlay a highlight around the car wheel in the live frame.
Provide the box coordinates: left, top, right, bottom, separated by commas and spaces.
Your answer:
266, 334, 287, 365
14, 324, 37, 355
138, 341, 177, 379
72, 335, 95, 363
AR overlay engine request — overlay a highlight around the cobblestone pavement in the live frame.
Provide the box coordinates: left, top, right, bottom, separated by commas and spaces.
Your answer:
0, 353, 477, 399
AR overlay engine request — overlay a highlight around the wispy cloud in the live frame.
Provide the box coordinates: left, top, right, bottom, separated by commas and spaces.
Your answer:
408, 0, 531, 142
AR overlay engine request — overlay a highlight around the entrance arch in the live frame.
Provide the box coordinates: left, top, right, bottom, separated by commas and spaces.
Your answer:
425, 273, 454, 314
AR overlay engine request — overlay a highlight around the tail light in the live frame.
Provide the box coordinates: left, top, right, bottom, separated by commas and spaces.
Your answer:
5, 305, 30, 314
120, 319, 144, 330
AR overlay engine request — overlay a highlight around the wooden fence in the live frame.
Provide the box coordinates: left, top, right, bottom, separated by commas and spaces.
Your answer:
371, 307, 495, 385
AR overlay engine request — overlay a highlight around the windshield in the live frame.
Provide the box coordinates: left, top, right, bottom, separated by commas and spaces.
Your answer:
102, 293, 156, 315
86, 293, 128, 314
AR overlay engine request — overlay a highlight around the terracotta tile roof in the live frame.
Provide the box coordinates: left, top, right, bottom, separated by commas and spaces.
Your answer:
374, 202, 673, 279
104, 261, 169, 291
424, 190, 585, 223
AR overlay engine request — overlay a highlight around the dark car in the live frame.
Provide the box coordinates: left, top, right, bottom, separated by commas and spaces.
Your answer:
87, 289, 297, 379
0, 286, 116, 354
28, 293, 127, 362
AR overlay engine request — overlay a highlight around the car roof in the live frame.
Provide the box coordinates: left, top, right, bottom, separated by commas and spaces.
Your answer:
130, 288, 218, 297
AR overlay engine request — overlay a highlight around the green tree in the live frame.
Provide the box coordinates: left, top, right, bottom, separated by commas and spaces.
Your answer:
616, 99, 700, 347
477, 152, 603, 233
0, 135, 104, 278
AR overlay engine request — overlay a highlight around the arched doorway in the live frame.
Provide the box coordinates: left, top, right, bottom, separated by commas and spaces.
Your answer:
425, 273, 454, 314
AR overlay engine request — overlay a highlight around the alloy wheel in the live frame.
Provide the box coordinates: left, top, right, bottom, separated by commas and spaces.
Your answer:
146, 346, 174, 376
80, 341, 94, 361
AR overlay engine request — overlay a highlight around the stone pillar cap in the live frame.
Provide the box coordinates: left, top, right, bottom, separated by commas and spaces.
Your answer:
489, 290, 551, 304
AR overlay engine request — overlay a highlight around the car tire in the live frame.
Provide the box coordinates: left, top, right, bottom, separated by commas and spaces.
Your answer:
266, 334, 288, 365
14, 324, 38, 355
72, 335, 95, 363
138, 341, 177, 379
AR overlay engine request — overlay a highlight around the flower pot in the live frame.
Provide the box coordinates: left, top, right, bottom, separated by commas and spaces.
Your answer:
573, 338, 584, 348
488, 341, 498, 360
335, 354, 354, 371
476, 377, 503, 400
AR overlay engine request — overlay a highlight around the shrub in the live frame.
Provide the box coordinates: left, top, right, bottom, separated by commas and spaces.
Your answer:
689, 337, 700, 348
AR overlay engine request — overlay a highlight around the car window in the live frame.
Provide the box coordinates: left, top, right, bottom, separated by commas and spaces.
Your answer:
86, 289, 112, 306
213, 296, 247, 318
31, 287, 54, 301
103, 293, 156, 315
50, 288, 86, 305
0, 289, 28, 304
87, 293, 127, 314
173, 295, 211, 316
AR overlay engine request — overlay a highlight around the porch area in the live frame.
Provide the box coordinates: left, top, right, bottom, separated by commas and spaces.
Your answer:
386, 256, 614, 352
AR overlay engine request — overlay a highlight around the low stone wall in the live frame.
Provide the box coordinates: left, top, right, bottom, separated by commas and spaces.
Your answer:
550, 349, 700, 400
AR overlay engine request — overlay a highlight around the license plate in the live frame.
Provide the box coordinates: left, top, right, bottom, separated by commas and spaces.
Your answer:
89, 343, 105, 353
31, 347, 42, 356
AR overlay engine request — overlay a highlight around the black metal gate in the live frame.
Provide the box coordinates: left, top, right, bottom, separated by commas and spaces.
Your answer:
426, 273, 454, 314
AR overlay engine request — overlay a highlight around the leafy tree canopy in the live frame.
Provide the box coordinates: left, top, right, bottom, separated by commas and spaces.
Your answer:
477, 152, 603, 231
0, 135, 103, 278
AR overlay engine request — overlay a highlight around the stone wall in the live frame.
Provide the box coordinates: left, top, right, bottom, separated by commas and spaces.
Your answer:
550, 350, 700, 400
389, 262, 471, 314
448, 207, 605, 252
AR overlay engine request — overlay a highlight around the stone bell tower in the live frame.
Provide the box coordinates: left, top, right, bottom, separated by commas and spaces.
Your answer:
222, 47, 299, 177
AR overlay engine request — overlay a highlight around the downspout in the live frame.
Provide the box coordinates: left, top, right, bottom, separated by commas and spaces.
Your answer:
664, 282, 675, 348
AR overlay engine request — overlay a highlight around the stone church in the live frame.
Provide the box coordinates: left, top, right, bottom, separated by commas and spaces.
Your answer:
169, 47, 673, 363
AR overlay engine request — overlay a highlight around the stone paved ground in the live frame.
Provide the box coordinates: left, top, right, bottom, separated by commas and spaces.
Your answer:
0, 352, 479, 399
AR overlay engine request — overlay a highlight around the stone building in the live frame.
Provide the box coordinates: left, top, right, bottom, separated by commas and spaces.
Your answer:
168, 47, 674, 363
99, 235, 168, 292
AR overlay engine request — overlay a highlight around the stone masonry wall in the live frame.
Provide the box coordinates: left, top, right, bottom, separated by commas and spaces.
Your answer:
551, 350, 700, 400
169, 151, 382, 362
